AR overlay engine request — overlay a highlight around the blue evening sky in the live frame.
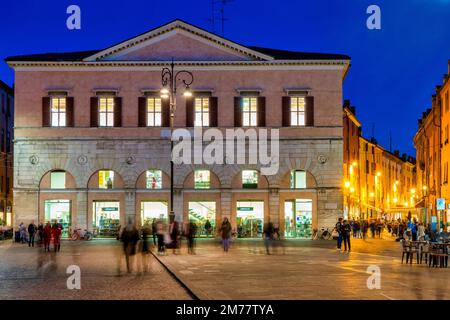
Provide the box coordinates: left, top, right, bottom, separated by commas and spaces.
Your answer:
0, 0, 449, 155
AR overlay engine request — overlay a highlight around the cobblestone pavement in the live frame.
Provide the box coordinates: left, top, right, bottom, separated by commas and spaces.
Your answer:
156, 237, 450, 300
0, 240, 192, 300
1, 237, 448, 300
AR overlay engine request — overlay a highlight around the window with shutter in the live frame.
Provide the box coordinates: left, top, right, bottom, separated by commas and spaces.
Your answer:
99, 97, 114, 127
147, 97, 162, 126
290, 97, 305, 126
194, 97, 209, 127
242, 97, 257, 127
50, 97, 67, 127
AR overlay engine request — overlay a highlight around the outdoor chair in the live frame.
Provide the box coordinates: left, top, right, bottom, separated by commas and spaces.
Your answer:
401, 240, 420, 264
428, 244, 449, 268
419, 242, 430, 264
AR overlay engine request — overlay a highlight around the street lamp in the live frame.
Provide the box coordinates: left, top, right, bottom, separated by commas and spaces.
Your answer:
160, 59, 194, 222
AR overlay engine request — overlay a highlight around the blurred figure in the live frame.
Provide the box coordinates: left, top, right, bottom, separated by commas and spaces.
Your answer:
140, 222, 151, 273
28, 221, 37, 247
335, 218, 343, 251
204, 219, 212, 237
43, 222, 52, 252
151, 218, 157, 246
19, 222, 27, 244
263, 222, 274, 255
187, 220, 197, 254
121, 219, 140, 273
37, 223, 44, 246
342, 219, 352, 253
219, 217, 232, 252
370, 220, 376, 238
418, 222, 426, 241
169, 218, 180, 254
156, 219, 166, 255
52, 220, 62, 252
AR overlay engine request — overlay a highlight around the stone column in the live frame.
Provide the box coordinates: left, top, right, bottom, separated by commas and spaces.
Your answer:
124, 190, 136, 225
76, 191, 88, 229
317, 188, 343, 229
220, 190, 232, 221
269, 188, 280, 226
174, 188, 183, 223
13, 190, 39, 227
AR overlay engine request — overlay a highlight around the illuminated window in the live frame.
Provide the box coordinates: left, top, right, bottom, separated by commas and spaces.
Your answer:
290, 97, 305, 126
290, 170, 306, 189
146, 170, 162, 189
51, 97, 66, 127
147, 98, 162, 126
99, 170, 114, 189
195, 97, 209, 127
50, 171, 66, 189
194, 170, 210, 189
242, 170, 258, 188
99, 97, 114, 127
242, 97, 257, 126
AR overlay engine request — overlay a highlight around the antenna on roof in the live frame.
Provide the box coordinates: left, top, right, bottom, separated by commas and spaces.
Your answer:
210, 0, 233, 36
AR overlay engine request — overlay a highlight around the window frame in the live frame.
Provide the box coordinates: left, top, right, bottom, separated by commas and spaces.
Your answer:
290, 96, 306, 126
50, 171, 66, 189
147, 97, 162, 127
290, 170, 307, 189
50, 96, 67, 127
194, 97, 210, 127
194, 170, 211, 189
241, 97, 258, 127
99, 170, 115, 189
146, 170, 162, 189
98, 97, 115, 127
242, 170, 258, 188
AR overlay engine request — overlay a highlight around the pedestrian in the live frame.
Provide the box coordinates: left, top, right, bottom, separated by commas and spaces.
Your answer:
156, 219, 165, 255
335, 217, 343, 251
205, 219, 212, 237
342, 219, 352, 253
140, 222, 151, 273
52, 220, 62, 252
219, 217, 232, 252
120, 219, 140, 273
417, 222, 426, 241
43, 222, 52, 252
19, 222, 27, 244
263, 222, 274, 255
27, 221, 37, 247
151, 218, 157, 246
37, 223, 44, 246
187, 220, 197, 254
169, 218, 180, 255
370, 220, 376, 238
408, 218, 418, 241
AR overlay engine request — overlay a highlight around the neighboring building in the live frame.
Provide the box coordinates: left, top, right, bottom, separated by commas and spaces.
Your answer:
6, 20, 350, 237
0, 80, 13, 227
414, 87, 442, 225
342, 100, 361, 219
439, 60, 450, 228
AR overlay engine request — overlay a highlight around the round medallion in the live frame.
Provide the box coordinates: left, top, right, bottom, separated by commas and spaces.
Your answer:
77, 155, 88, 165
126, 156, 136, 165
29, 155, 39, 165
317, 155, 328, 164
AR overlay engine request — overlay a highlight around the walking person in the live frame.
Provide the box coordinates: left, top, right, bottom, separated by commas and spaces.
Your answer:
169, 218, 180, 255
28, 221, 37, 247
156, 219, 165, 255
335, 218, 343, 251
37, 223, 44, 246
263, 222, 274, 255
120, 219, 140, 273
43, 222, 52, 252
219, 217, 232, 252
140, 222, 151, 273
187, 220, 197, 254
342, 220, 352, 253
52, 220, 62, 252
417, 222, 426, 241
151, 218, 157, 246
19, 222, 27, 244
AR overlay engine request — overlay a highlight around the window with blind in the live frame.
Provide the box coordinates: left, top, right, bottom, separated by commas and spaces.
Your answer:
290, 97, 305, 126
194, 97, 209, 127
242, 97, 257, 127
147, 97, 162, 126
99, 97, 114, 127
51, 97, 67, 127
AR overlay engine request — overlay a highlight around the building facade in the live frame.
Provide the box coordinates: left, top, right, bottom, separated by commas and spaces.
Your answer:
439, 62, 450, 229
0, 80, 13, 227
7, 20, 350, 238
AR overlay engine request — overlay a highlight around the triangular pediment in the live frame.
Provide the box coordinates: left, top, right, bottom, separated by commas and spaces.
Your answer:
84, 20, 273, 62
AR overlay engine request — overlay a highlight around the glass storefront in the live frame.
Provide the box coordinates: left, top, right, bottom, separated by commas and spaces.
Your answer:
188, 201, 216, 237
141, 201, 168, 225
93, 201, 120, 237
236, 201, 264, 238
44, 200, 71, 236
284, 199, 313, 239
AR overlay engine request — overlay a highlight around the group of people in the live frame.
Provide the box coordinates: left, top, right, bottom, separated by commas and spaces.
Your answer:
335, 218, 352, 253
18, 221, 62, 252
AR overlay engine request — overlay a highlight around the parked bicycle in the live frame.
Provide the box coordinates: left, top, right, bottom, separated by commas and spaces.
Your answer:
312, 227, 334, 240
69, 228, 94, 241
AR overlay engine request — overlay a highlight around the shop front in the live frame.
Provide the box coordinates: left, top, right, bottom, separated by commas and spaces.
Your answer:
284, 199, 313, 239
188, 201, 216, 237
93, 201, 120, 237
236, 201, 264, 238
141, 201, 168, 225
44, 199, 71, 236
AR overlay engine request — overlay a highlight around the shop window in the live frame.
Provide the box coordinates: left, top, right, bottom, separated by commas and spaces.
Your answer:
290, 170, 306, 189
146, 170, 162, 189
194, 170, 210, 189
51, 97, 66, 127
242, 170, 258, 188
50, 171, 66, 189
194, 97, 209, 127
99, 170, 114, 189
290, 97, 305, 126
242, 97, 257, 127
147, 97, 162, 126
99, 97, 114, 127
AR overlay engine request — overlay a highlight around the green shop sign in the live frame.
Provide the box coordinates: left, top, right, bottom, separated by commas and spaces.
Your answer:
102, 207, 118, 211
237, 207, 253, 211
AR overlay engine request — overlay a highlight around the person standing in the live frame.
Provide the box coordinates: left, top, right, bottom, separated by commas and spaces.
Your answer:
140, 222, 151, 273
342, 219, 352, 253
19, 222, 27, 244
121, 219, 140, 273
169, 218, 180, 254
37, 223, 44, 246
220, 217, 232, 252
187, 220, 197, 254
43, 222, 52, 252
27, 221, 37, 247
151, 218, 157, 246
263, 222, 274, 255
335, 218, 343, 251
204, 219, 212, 237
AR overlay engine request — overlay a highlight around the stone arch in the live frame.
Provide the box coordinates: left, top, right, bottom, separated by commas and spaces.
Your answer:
183, 167, 222, 189
135, 168, 171, 189
87, 169, 125, 189
278, 168, 318, 189
38, 169, 78, 189
231, 168, 269, 189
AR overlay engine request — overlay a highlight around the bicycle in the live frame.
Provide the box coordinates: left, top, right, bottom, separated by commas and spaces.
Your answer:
312, 227, 334, 240
69, 228, 94, 241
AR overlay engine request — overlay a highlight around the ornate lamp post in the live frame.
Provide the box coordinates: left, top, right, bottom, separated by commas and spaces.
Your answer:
160, 60, 194, 222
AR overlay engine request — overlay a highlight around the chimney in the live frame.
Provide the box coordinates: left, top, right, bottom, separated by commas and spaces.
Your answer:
394, 150, 400, 157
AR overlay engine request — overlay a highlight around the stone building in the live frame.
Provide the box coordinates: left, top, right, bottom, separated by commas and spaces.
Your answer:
0, 80, 13, 226
6, 20, 350, 237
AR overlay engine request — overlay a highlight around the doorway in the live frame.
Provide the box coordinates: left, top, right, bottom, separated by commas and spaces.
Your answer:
93, 201, 120, 237
236, 201, 264, 238
284, 199, 313, 239
141, 201, 168, 225
188, 201, 216, 237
